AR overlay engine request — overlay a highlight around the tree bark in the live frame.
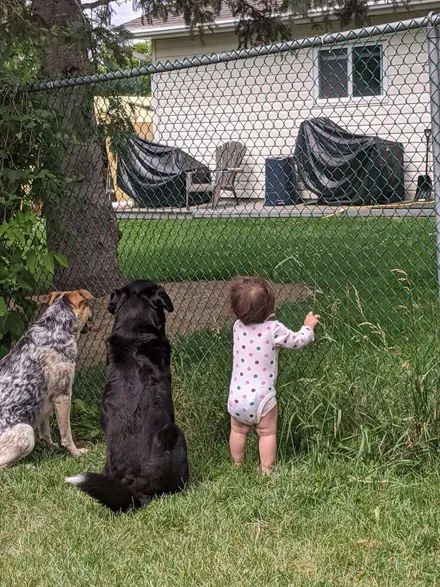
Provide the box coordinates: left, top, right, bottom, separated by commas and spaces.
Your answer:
32, 0, 123, 296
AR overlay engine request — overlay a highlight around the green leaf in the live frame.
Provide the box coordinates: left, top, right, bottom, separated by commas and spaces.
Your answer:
0, 297, 7, 317
0, 223, 10, 237
0, 344, 9, 359
26, 250, 38, 272
42, 253, 54, 275
16, 269, 35, 290
52, 252, 69, 268
5, 312, 25, 338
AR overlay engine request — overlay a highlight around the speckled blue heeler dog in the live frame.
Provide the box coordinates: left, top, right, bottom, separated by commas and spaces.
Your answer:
0, 290, 93, 469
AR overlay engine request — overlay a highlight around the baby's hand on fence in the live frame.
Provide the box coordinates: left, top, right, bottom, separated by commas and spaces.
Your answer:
304, 311, 320, 330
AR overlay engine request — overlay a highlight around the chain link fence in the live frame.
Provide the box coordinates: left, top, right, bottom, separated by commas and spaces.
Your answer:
3, 14, 440, 458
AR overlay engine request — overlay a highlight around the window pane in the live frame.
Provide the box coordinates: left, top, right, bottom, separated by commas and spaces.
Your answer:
353, 45, 382, 97
318, 48, 348, 99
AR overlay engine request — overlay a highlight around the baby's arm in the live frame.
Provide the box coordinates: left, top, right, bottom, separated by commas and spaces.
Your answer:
273, 322, 314, 349
273, 313, 320, 349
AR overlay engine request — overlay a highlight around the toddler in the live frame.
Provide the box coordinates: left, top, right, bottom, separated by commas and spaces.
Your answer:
228, 276, 320, 474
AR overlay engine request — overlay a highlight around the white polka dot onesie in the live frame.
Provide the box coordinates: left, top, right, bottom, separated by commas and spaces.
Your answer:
228, 320, 314, 425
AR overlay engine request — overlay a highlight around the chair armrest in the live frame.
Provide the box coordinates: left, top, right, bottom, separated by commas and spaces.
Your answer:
218, 167, 243, 173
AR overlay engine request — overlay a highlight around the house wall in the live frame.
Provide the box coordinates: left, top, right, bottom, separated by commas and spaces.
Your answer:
150, 17, 431, 201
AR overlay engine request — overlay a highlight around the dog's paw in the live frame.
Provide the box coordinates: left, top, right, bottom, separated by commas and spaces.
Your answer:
63, 444, 88, 457
42, 440, 59, 450
70, 447, 88, 457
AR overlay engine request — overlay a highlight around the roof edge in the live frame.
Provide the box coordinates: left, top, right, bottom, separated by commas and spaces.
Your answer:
127, 0, 439, 39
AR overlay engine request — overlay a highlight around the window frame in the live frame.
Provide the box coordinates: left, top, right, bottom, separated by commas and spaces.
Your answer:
313, 42, 387, 104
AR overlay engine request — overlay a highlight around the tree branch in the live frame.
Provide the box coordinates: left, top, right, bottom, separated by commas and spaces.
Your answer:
81, 0, 114, 10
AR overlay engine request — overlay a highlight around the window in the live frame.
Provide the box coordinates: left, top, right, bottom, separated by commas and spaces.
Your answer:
317, 44, 383, 100
318, 48, 349, 99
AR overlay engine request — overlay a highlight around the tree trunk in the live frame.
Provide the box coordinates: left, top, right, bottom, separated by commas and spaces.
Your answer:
32, 0, 123, 296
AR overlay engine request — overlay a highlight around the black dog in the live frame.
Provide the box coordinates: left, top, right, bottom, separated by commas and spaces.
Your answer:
66, 280, 189, 512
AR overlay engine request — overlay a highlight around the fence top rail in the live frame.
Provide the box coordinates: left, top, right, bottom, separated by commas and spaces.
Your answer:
22, 12, 440, 92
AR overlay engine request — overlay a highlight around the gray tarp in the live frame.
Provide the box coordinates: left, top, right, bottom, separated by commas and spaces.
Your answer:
293, 118, 405, 205
117, 137, 212, 208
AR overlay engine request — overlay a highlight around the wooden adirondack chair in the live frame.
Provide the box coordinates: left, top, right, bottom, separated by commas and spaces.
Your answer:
186, 141, 246, 208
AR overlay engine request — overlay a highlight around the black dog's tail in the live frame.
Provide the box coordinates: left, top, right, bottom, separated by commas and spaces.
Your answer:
66, 424, 183, 513
65, 473, 143, 513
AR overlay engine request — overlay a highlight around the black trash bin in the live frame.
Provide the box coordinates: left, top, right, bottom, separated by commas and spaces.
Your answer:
265, 157, 299, 206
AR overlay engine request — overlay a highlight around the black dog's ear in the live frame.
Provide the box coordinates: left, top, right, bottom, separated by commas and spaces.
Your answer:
154, 287, 174, 313
108, 288, 127, 315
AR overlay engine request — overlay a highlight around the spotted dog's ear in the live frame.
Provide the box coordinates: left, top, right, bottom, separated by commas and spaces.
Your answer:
47, 291, 65, 305
108, 288, 127, 315
77, 289, 94, 302
64, 290, 94, 309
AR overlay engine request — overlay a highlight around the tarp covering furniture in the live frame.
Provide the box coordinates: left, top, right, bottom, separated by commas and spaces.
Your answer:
117, 137, 212, 208
293, 118, 405, 205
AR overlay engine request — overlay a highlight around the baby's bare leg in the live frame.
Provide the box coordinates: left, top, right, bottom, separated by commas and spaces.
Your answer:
229, 417, 251, 465
256, 405, 278, 474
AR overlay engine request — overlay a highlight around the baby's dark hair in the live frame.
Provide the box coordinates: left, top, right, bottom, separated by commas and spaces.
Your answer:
230, 276, 275, 325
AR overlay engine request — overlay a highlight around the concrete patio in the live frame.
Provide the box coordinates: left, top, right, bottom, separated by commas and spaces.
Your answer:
114, 198, 435, 220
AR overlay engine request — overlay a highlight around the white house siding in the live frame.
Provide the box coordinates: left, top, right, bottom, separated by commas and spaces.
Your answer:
150, 23, 430, 201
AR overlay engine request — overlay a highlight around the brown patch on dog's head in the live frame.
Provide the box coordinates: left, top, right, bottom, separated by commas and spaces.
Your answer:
47, 289, 93, 335
47, 291, 64, 306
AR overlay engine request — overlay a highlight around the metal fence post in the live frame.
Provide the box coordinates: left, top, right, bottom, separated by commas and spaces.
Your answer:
427, 12, 440, 302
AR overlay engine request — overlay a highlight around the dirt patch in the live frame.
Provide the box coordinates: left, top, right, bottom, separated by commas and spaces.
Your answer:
76, 281, 313, 367
28, 281, 313, 367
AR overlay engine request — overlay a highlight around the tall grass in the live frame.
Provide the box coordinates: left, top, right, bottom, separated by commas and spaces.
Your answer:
169, 283, 440, 467
72, 216, 440, 465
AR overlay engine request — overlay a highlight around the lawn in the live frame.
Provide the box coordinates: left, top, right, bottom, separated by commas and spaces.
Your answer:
1, 215, 440, 585
1, 448, 440, 585
119, 216, 435, 295
116, 215, 440, 460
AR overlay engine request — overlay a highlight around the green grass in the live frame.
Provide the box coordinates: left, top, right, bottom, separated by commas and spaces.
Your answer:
1, 215, 439, 585
1, 447, 440, 585
119, 216, 435, 294
119, 216, 440, 460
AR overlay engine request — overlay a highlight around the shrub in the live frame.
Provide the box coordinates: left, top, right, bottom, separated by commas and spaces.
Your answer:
0, 92, 68, 355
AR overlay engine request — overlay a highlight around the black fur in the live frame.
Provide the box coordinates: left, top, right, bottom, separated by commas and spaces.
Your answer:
68, 280, 189, 512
